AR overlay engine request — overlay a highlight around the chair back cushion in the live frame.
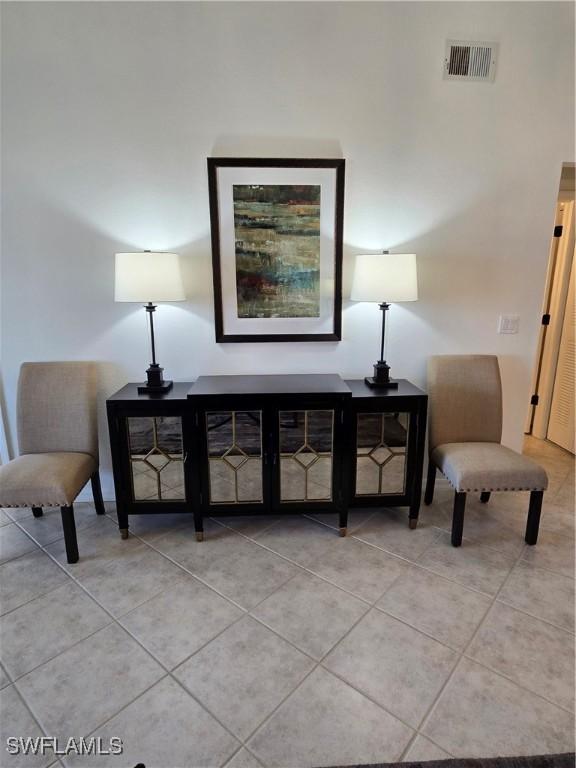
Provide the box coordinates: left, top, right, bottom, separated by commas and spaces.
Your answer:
17, 362, 98, 459
427, 355, 502, 453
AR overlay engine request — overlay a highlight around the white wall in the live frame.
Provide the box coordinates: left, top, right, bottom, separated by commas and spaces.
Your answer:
1, 1, 574, 499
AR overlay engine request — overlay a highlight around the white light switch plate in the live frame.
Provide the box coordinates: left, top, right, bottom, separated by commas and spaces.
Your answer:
498, 314, 520, 334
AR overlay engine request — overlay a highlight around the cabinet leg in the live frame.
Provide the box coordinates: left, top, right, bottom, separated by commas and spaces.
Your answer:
480, 491, 491, 504
32, 507, 43, 518
339, 509, 348, 537
409, 517, 418, 530
117, 506, 129, 540
194, 510, 204, 542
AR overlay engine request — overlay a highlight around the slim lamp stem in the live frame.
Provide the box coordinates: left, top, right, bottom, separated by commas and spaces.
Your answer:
379, 302, 389, 362
145, 302, 157, 366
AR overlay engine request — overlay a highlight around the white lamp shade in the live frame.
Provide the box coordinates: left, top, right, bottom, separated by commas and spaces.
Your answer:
114, 252, 185, 302
350, 253, 418, 303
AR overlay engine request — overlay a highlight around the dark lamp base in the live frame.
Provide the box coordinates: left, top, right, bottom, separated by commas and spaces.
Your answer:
137, 381, 173, 395
137, 364, 173, 395
365, 360, 398, 388
364, 377, 399, 389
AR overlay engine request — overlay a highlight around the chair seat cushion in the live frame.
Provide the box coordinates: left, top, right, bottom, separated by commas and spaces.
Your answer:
431, 442, 548, 493
0, 453, 96, 507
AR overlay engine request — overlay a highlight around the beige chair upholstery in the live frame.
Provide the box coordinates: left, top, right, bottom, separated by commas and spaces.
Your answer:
425, 355, 548, 547
0, 362, 104, 563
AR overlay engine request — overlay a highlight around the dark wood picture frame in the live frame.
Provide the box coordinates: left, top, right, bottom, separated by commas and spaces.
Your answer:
207, 157, 345, 343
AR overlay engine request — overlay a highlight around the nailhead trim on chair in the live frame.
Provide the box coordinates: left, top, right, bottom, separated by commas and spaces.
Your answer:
438, 469, 547, 493
1, 502, 67, 508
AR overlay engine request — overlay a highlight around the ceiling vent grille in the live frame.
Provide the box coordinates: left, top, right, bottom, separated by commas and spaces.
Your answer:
444, 40, 498, 82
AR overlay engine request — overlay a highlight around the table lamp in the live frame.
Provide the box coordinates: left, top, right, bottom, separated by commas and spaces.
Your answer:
115, 251, 185, 394
351, 252, 418, 388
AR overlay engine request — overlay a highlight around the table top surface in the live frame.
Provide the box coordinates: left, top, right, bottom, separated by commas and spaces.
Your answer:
190, 374, 352, 397
107, 376, 427, 401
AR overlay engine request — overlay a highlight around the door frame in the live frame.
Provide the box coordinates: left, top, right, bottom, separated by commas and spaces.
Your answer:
527, 198, 575, 438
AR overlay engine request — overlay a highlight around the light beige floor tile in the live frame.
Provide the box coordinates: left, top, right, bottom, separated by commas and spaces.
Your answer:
521, 530, 575, 579
422, 658, 575, 757
324, 609, 457, 728
152, 518, 245, 572
0, 550, 69, 616
467, 602, 575, 711
0, 524, 38, 565
417, 532, 516, 596
3, 507, 35, 522
0, 582, 110, 679
537, 498, 576, 537
17, 623, 164, 738
402, 735, 452, 761
68, 546, 185, 618
433, 499, 527, 557
213, 515, 285, 537
252, 572, 367, 659
194, 538, 300, 610
377, 565, 490, 650
16, 506, 106, 548
308, 537, 409, 603
0, 663, 10, 689
553, 474, 575, 509
65, 676, 239, 768
45, 518, 144, 580
175, 616, 314, 740
307, 510, 376, 535
120, 575, 242, 668
224, 748, 264, 768
248, 667, 413, 767
0, 685, 52, 768
498, 560, 574, 631
254, 516, 338, 567
354, 508, 442, 562
112, 512, 192, 542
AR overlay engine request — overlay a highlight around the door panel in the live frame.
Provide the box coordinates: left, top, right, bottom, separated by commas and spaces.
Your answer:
548, 257, 575, 453
278, 410, 334, 502
205, 410, 264, 504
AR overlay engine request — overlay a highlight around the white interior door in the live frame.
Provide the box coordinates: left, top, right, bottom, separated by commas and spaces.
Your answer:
547, 254, 575, 453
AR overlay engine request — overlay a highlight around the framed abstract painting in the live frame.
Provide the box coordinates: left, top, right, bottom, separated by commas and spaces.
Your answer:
207, 157, 345, 342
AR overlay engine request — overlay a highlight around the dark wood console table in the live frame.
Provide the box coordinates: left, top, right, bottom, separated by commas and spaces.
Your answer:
106, 375, 427, 540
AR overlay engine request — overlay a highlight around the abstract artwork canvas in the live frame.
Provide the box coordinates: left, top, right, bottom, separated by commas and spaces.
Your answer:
233, 184, 321, 319
208, 158, 344, 342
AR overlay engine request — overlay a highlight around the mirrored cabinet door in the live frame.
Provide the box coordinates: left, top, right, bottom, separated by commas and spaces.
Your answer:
278, 410, 334, 502
206, 411, 263, 504
356, 412, 409, 496
127, 416, 185, 502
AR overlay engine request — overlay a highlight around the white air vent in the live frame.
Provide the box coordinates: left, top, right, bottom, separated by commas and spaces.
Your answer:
444, 40, 498, 82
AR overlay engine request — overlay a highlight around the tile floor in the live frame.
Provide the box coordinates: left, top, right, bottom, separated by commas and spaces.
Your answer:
0, 437, 574, 768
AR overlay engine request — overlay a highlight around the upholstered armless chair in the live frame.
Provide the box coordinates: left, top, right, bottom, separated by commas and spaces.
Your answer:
0, 362, 105, 563
424, 355, 548, 547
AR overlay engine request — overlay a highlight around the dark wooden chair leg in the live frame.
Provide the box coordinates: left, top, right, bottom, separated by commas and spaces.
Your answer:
451, 492, 467, 547
32, 507, 43, 518
480, 492, 491, 503
339, 508, 348, 537
525, 490, 544, 545
91, 471, 106, 515
61, 505, 79, 563
424, 462, 436, 505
